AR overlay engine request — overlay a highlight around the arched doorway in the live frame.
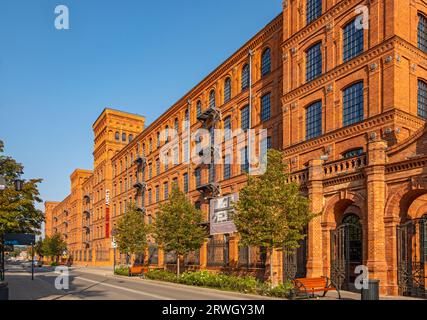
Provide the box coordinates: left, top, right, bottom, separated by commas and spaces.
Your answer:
330, 214, 363, 291
397, 214, 427, 297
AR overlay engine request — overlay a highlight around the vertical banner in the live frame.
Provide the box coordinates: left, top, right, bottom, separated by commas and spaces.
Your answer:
210, 194, 238, 235
105, 189, 110, 238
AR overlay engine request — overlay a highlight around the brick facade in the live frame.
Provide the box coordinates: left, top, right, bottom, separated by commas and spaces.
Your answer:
45, 1, 427, 296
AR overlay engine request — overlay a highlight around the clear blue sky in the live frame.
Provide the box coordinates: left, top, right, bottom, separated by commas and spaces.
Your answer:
0, 0, 280, 210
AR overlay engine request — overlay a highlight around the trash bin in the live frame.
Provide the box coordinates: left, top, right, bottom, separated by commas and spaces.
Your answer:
361, 280, 380, 300
0, 282, 9, 301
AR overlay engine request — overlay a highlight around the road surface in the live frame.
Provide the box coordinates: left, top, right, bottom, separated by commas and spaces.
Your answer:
5, 262, 277, 300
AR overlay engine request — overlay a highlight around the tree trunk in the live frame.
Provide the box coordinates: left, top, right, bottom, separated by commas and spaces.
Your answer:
177, 255, 180, 277
269, 248, 274, 288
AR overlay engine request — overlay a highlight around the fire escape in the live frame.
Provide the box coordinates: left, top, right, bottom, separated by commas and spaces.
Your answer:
83, 194, 91, 250
134, 153, 148, 215
195, 103, 222, 200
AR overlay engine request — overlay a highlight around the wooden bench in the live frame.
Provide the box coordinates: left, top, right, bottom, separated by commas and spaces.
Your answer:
291, 277, 340, 299
129, 266, 146, 277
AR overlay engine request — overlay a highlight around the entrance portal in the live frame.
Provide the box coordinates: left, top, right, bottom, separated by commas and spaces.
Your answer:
397, 215, 426, 298
330, 214, 363, 291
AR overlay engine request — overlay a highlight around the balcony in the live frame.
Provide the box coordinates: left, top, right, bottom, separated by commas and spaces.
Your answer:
84, 211, 91, 220
83, 195, 91, 204
83, 226, 90, 234
323, 154, 367, 178
133, 181, 147, 190
197, 106, 221, 123
196, 183, 220, 196
135, 156, 147, 167
136, 207, 147, 214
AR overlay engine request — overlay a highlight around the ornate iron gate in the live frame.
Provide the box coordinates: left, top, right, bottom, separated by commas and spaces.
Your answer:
207, 239, 229, 267
397, 217, 426, 298
330, 216, 363, 291
283, 238, 307, 282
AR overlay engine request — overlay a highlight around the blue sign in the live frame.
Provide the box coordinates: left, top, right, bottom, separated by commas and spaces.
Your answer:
4, 234, 35, 246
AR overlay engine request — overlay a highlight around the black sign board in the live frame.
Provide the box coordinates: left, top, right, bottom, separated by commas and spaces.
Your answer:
4, 233, 36, 246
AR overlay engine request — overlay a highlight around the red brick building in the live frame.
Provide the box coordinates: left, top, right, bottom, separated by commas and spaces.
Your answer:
46, 0, 427, 297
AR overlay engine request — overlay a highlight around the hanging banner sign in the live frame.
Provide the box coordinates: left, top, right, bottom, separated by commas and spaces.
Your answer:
210, 194, 238, 235
4, 234, 36, 246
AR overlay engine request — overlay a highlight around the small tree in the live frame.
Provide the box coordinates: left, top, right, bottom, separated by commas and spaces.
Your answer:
234, 149, 315, 287
115, 202, 149, 266
154, 186, 206, 276
44, 234, 67, 263
34, 239, 46, 260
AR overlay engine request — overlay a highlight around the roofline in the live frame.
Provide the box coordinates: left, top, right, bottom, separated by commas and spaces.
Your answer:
92, 108, 146, 128
111, 12, 282, 162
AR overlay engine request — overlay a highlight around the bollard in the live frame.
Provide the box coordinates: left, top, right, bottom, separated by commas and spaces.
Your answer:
361, 279, 380, 300
0, 282, 9, 301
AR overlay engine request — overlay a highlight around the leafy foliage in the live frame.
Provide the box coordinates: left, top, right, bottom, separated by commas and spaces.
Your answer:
43, 234, 67, 261
115, 202, 149, 259
154, 186, 206, 275
0, 140, 44, 236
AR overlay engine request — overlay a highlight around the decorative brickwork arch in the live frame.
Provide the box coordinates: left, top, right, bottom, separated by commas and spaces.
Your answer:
385, 178, 427, 221
323, 191, 366, 226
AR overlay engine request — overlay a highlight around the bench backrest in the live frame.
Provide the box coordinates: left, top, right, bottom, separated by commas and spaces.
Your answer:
296, 278, 328, 289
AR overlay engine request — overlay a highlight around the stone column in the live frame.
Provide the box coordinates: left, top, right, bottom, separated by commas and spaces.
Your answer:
228, 235, 239, 269
384, 216, 400, 296
200, 240, 208, 270
365, 138, 388, 295
306, 159, 324, 277
321, 221, 335, 278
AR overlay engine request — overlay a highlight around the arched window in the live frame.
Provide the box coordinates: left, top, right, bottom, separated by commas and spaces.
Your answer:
115, 132, 120, 141
128, 134, 134, 142
165, 126, 169, 142
418, 14, 427, 52
149, 138, 153, 152
184, 109, 189, 130
418, 80, 427, 119
342, 148, 364, 159
343, 81, 364, 126
261, 48, 271, 77
209, 90, 216, 109
306, 43, 322, 82
343, 18, 364, 62
224, 77, 232, 103
196, 100, 202, 118
122, 133, 126, 142
260, 93, 271, 122
306, 101, 322, 140
157, 132, 161, 148
241, 64, 250, 92
306, 0, 322, 25
174, 118, 179, 136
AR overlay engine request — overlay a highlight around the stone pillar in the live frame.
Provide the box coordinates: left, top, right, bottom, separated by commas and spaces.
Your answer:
321, 222, 335, 278
158, 248, 165, 269
228, 235, 239, 268
365, 138, 388, 295
306, 159, 324, 277
384, 216, 400, 296
200, 239, 208, 270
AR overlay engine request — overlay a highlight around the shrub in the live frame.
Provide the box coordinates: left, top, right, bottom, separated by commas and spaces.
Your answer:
145, 269, 178, 283
142, 269, 292, 298
114, 266, 130, 277
50, 262, 58, 267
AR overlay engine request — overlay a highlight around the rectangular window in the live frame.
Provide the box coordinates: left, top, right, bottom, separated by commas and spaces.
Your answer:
306, 101, 322, 140
183, 173, 189, 193
418, 14, 427, 53
343, 82, 364, 126
155, 186, 160, 203
183, 139, 189, 163
156, 159, 160, 175
260, 136, 272, 160
241, 105, 250, 131
195, 168, 201, 187
224, 116, 231, 141
306, 0, 322, 25
148, 189, 152, 205
343, 19, 364, 62
240, 147, 249, 174
148, 163, 153, 180
261, 93, 271, 122
223, 155, 231, 180
164, 182, 169, 200
418, 80, 427, 119
173, 147, 179, 165
306, 43, 322, 82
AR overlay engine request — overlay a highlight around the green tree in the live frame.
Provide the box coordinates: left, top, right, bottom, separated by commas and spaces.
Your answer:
233, 149, 315, 286
34, 239, 46, 260
0, 140, 44, 236
154, 186, 206, 276
44, 234, 67, 263
116, 202, 149, 266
